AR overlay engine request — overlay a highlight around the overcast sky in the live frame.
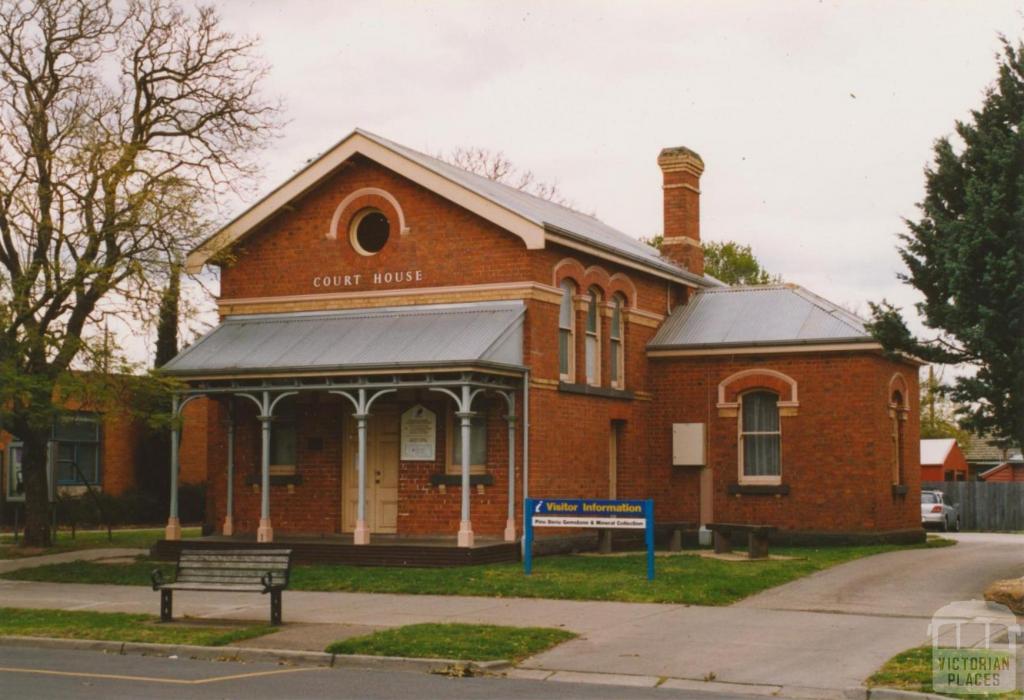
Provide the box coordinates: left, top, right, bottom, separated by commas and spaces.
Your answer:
160, 0, 1023, 362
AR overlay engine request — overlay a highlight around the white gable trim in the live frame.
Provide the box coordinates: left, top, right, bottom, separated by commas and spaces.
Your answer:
185, 132, 546, 273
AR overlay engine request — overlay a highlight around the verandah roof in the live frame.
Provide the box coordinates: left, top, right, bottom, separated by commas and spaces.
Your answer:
162, 301, 525, 378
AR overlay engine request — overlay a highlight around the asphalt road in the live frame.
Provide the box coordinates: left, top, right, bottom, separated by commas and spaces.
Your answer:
0, 646, 783, 700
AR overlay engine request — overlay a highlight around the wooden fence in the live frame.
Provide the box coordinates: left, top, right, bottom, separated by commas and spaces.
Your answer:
923, 481, 1024, 531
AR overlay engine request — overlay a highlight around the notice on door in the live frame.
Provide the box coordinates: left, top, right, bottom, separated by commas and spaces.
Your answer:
400, 405, 436, 461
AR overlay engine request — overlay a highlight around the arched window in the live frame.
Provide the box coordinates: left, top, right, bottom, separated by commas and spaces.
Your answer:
740, 391, 781, 483
558, 280, 576, 381
891, 390, 905, 485
610, 294, 625, 389
585, 287, 601, 386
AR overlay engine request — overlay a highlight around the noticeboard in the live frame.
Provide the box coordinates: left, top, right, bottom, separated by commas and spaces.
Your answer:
524, 498, 655, 580
400, 405, 436, 461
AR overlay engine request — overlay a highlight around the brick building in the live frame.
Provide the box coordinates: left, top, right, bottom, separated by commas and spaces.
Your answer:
162, 129, 923, 547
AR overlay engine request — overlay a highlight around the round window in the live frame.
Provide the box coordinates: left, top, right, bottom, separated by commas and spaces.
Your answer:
350, 210, 390, 255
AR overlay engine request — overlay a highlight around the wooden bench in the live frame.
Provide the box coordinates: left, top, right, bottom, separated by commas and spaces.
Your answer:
706, 523, 777, 559
597, 521, 695, 553
151, 548, 293, 625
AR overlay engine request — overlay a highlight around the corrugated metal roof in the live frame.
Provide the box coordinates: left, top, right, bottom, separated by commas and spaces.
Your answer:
648, 284, 873, 349
163, 301, 525, 376
355, 129, 712, 287
921, 438, 956, 465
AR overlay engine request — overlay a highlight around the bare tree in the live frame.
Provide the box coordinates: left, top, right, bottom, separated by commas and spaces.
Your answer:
439, 146, 578, 210
0, 0, 281, 546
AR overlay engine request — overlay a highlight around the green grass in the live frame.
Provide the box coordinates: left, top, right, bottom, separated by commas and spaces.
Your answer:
0, 607, 273, 647
0, 527, 201, 559
325, 623, 575, 661
868, 645, 1021, 698
2, 537, 954, 606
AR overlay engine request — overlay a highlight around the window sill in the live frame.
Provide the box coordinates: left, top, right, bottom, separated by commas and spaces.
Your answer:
246, 474, 303, 487
891, 484, 908, 496
558, 382, 634, 400
430, 473, 493, 487
728, 483, 790, 496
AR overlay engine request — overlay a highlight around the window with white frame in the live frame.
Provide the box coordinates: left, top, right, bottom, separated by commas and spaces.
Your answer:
558, 280, 576, 381
270, 397, 297, 476
739, 391, 781, 482
53, 413, 101, 485
585, 288, 601, 386
447, 409, 488, 475
6, 442, 24, 501
610, 294, 625, 388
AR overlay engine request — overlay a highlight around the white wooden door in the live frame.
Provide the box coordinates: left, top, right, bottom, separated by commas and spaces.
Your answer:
342, 405, 399, 533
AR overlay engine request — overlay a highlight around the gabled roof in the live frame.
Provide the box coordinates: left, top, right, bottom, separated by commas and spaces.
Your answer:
921, 438, 957, 466
963, 436, 1023, 464
186, 128, 710, 287
162, 301, 525, 377
648, 284, 876, 350
980, 459, 1024, 480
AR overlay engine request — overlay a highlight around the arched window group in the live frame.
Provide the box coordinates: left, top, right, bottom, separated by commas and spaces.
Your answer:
557, 277, 629, 389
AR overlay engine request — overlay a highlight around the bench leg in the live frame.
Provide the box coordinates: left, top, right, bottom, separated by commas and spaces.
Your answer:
160, 590, 173, 622
598, 529, 613, 554
713, 531, 732, 554
748, 534, 770, 560
669, 528, 683, 553
270, 590, 282, 626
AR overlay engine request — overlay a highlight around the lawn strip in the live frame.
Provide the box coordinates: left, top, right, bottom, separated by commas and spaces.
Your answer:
868, 644, 1020, 699
325, 623, 575, 661
0, 607, 272, 647
1, 538, 953, 606
0, 527, 200, 559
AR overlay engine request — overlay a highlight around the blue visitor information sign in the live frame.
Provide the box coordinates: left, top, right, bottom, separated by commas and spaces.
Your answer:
523, 498, 655, 580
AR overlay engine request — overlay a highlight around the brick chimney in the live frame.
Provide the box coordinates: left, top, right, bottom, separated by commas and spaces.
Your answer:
657, 146, 705, 276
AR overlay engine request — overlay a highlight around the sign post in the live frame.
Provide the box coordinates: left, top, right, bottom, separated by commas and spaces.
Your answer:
523, 498, 655, 580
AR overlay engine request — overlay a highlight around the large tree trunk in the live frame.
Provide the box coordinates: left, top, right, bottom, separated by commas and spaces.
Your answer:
20, 424, 52, 548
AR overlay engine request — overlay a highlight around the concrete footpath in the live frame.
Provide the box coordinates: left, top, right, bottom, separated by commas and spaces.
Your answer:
0, 533, 1021, 696
0, 548, 146, 574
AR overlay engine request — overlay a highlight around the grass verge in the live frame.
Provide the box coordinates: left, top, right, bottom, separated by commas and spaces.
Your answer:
868, 645, 1021, 698
1, 537, 953, 606
0, 527, 201, 559
0, 607, 272, 647
325, 623, 575, 661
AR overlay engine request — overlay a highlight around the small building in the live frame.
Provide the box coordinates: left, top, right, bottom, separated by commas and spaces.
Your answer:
979, 457, 1024, 482
964, 437, 1023, 481
160, 129, 924, 551
920, 438, 969, 481
0, 378, 207, 521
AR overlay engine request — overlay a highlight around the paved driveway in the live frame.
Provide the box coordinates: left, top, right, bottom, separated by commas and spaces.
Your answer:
521, 534, 1024, 691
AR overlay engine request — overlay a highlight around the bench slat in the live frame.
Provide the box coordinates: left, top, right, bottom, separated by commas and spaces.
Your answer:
179, 556, 292, 564
162, 583, 267, 592
180, 560, 289, 570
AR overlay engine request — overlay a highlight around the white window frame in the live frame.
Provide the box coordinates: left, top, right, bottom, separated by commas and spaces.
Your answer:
610, 294, 625, 389
738, 390, 782, 485
558, 280, 576, 382
585, 288, 601, 386
6, 442, 24, 502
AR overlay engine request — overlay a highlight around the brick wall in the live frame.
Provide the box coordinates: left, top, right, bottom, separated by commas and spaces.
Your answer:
648, 352, 921, 533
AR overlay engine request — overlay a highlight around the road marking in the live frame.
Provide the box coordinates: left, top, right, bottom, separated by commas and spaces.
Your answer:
0, 665, 326, 685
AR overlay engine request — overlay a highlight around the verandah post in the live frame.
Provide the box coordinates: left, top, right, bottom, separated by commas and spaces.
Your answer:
223, 398, 235, 536
165, 394, 182, 541
504, 393, 517, 542
257, 391, 273, 543
354, 387, 370, 545
457, 383, 475, 548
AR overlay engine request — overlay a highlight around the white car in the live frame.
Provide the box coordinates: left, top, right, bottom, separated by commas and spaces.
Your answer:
921, 490, 960, 531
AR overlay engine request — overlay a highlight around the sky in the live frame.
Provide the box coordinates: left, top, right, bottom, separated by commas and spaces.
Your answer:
159, 0, 1023, 363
